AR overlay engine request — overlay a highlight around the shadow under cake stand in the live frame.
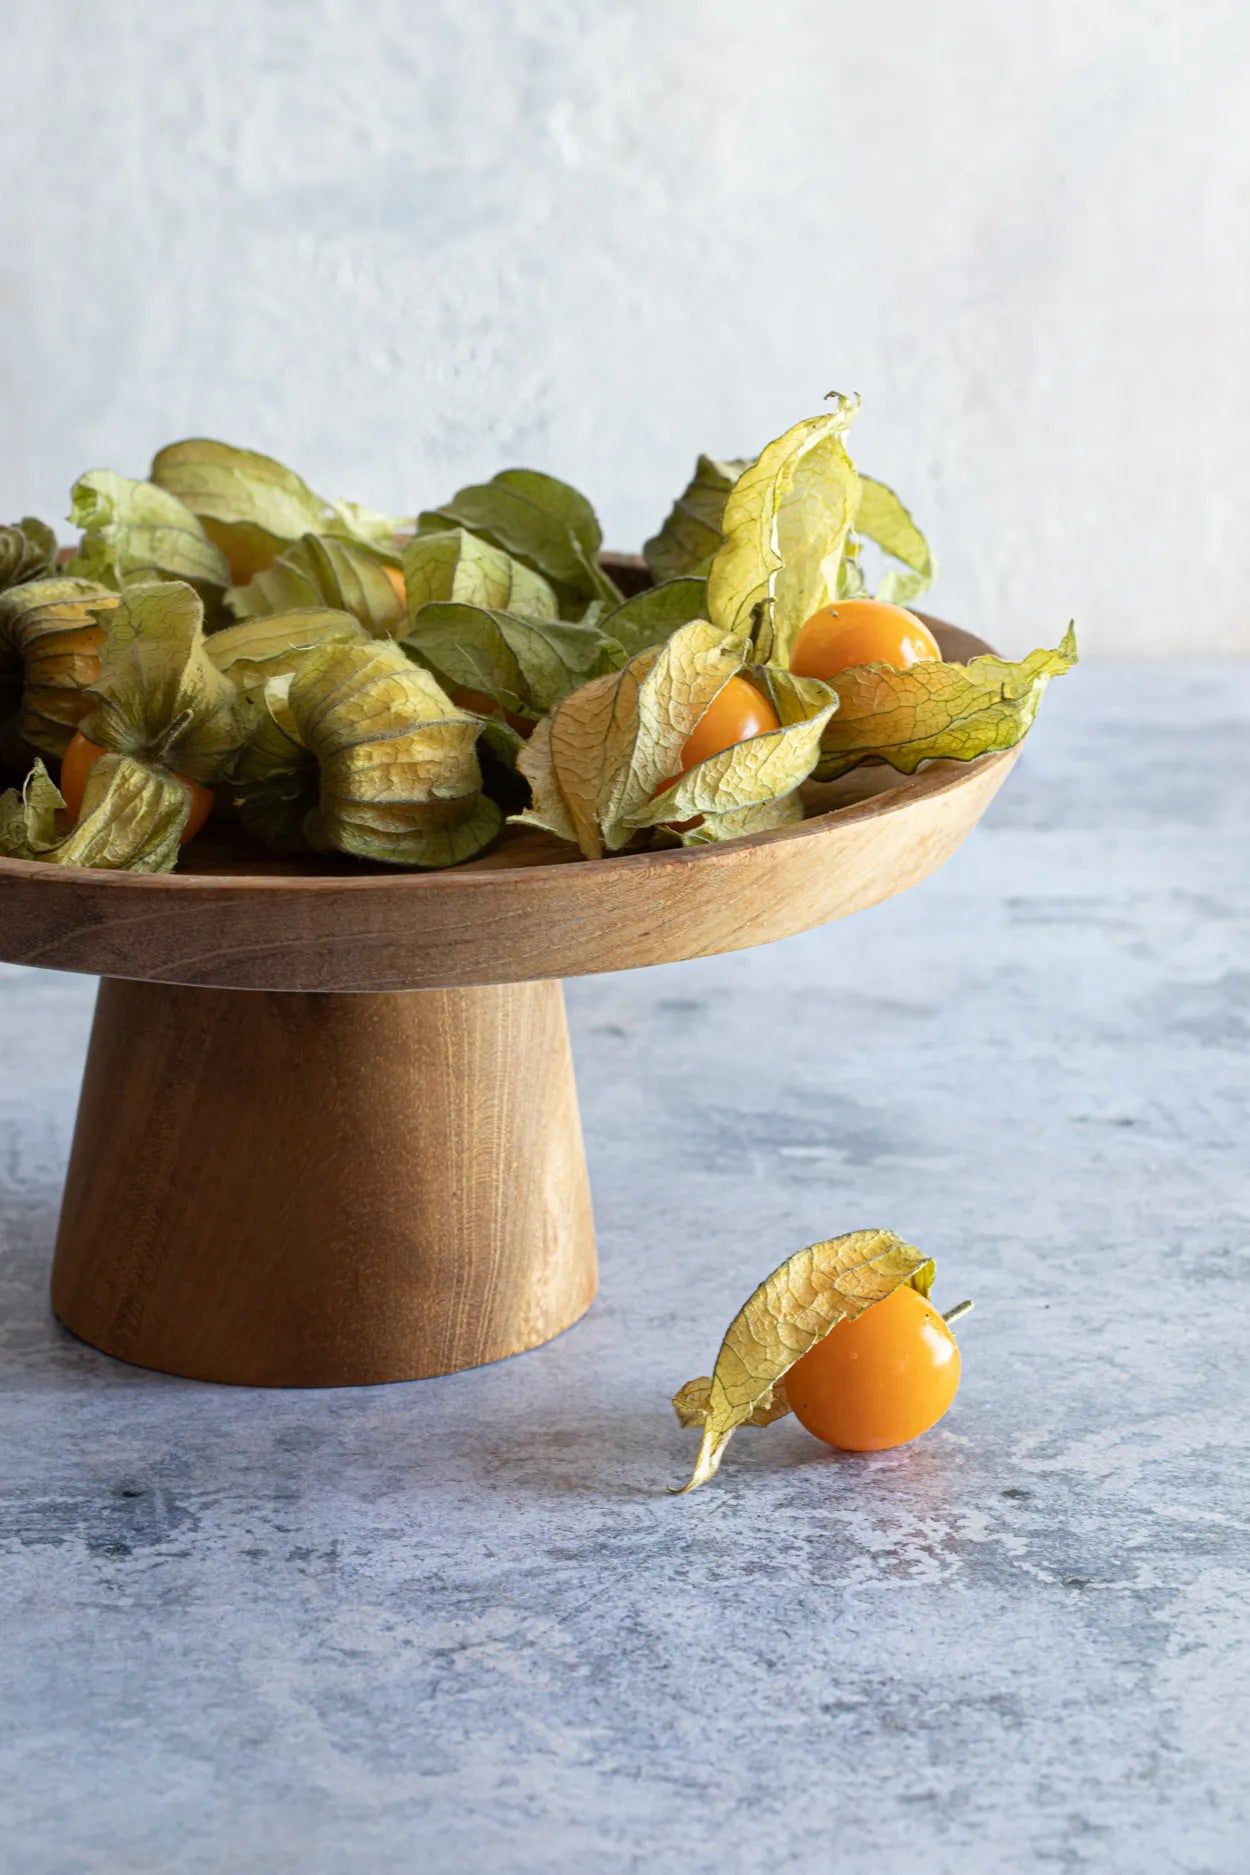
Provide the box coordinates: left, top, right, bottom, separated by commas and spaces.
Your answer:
0, 611, 1020, 1386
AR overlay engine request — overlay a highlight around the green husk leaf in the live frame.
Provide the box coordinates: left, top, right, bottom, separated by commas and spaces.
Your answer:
237, 640, 501, 868
65, 470, 230, 590
402, 602, 623, 720
855, 475, 935, 604
207, 608, 368, 689
643, 455, 750, 581
814, 625, 1078, 779
402, 527, 559, 620
514, 619, 746, 858
0, 752, 187, 871
0, 576, 116, 760
640, 669, 837, 845
599, 577, 709, 657
324, 497, 412, 548
0, 518, 58, 593
673, 1230, 936, 1492
227, 533, 404, 635
708, 397, 861, 666
418, 470, 620, 609
81, 581, 244, 782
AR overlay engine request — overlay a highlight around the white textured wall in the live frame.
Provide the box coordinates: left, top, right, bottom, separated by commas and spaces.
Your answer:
2, 0, 1246, 657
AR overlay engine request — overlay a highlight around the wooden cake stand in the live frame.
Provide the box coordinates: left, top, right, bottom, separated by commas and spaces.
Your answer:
0, 608, 1019, 1386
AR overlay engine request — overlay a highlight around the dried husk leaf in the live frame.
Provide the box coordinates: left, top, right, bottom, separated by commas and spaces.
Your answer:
673, 1230, 936, 1493
0, 518, 57, 593
65, 470, 230, 591
419, 469, 621, 610
599, 576, 709, 657
708, 397, 862, 665
0, 576, 117, 760
515, 619, 746, 858
854, 474, 935, 604
640, 668, 837, 846
227, 533, 404, 635
207, 608, 368, 690
402, 527, 559, 620
0, 752, 187, 871
643, 455, 750, 581
81, 581, 244, 782
237, 640, 501, 867
813, 625, 1079, 779
402, 602, 622, 722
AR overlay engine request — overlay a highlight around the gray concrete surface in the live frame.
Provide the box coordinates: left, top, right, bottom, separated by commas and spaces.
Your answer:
2, 665, 1247, 1873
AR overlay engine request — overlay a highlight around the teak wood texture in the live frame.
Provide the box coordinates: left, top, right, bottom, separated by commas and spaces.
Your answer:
50, 976, 597, 1385
0, 618, 1016, 994
1, 593, 1021, 1386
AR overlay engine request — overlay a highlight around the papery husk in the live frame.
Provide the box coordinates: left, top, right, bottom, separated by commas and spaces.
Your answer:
65, 470, 230, 591
813, 626, 1079, 778
235, 639, 501, 868
207, 607, 369, 690
0, 518, 58, 594
516, 621, 835, 856
227, 533, 404, 636
80, 580, 244, 783
403, 527, 560, 621
673, 1230, 936, 1493
0, 576, 117, 761
0, 753, 187, 872
643, 456, 750, 581
708, 396, 862, 665
418, 469, 620, 610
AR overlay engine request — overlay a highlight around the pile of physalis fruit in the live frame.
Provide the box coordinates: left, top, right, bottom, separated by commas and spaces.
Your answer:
0, 394, 1075, 874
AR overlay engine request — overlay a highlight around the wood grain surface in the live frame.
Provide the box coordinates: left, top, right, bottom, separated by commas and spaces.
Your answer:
0, 617, 1016, 994
50, 975, 597, 1384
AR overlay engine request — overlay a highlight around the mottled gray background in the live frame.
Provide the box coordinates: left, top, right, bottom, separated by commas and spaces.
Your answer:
3, 669, 1248, 1872
2, 0, 1247, 656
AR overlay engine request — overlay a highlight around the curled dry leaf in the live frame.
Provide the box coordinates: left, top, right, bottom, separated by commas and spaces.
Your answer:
65, 470, 230, 591
643, 455, 751, 582
707, 395, 861, 666
418, 469, 621, 610
672, 1229, 936, 1493
0, 518, 58, 594
235, 637, 501, 867
227, 533, 405, 636
0, 576, 117, 762
813, 625, 1078, 779
0, 753, 187, 871
81, 581, 244, 783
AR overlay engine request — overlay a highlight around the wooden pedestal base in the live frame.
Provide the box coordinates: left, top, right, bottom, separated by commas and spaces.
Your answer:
50, 977, 598, 1386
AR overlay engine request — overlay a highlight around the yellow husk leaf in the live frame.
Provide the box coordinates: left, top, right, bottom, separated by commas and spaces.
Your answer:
708, 397, 861, 664
0, 753, 187, 871
673, 1229, 935, 1493
814, 626, 1079, 778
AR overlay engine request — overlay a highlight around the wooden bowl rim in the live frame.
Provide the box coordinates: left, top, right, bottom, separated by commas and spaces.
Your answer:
0, 613, 1004, 901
